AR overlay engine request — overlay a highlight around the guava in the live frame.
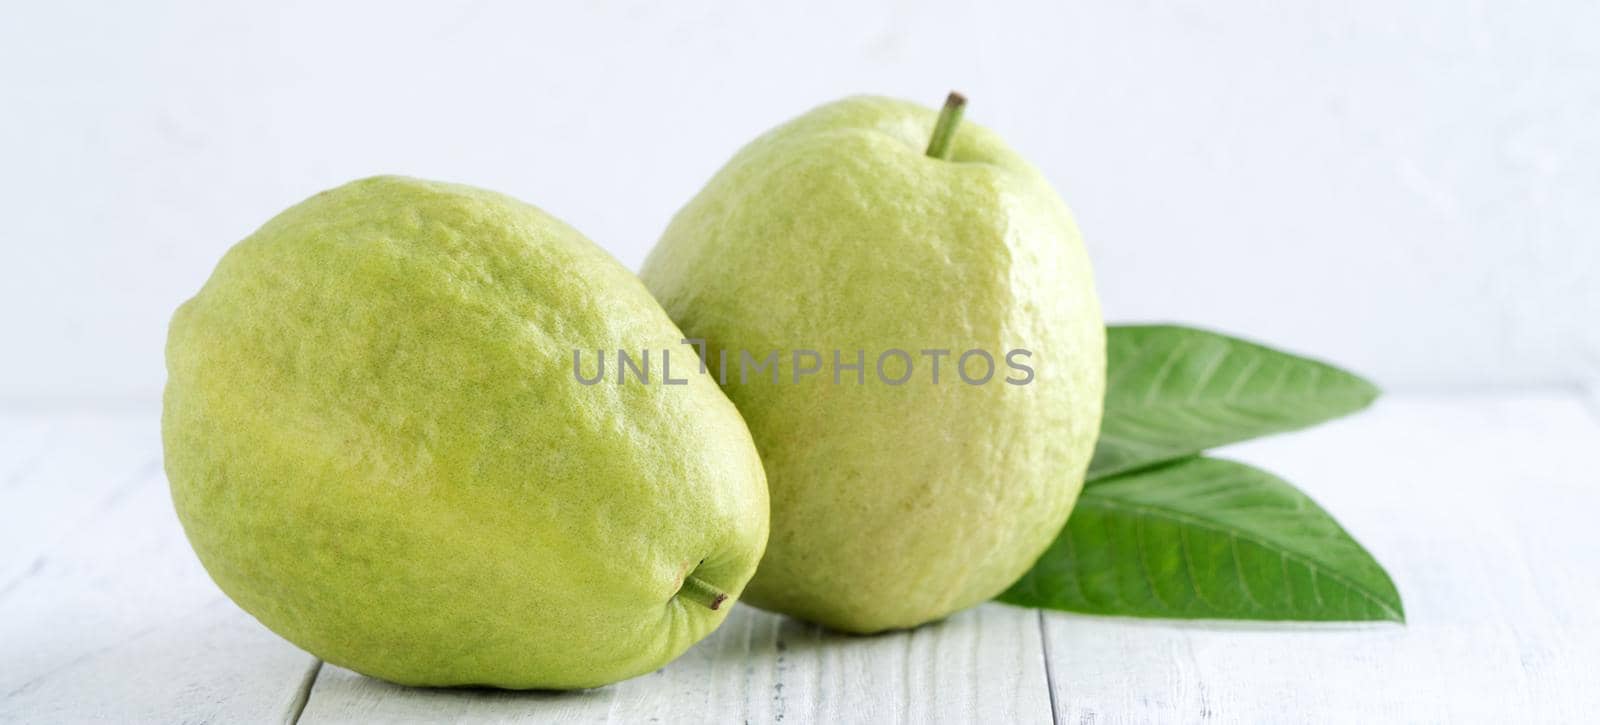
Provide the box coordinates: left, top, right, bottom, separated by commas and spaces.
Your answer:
164, 176, 768, 688
640, 95, 1104, 633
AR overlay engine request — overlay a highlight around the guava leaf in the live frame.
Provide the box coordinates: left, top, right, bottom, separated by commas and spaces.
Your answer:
1089, 325, 1379, 480
1002, 457, 1403, 622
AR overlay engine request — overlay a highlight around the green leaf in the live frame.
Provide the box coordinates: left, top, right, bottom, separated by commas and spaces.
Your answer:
1089, 325, 1380, 479
1002, 457, 1403, 622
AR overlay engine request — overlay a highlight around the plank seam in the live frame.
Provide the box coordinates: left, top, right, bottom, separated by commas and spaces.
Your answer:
1037, 610, 1060, 725
284, 659, 323, 725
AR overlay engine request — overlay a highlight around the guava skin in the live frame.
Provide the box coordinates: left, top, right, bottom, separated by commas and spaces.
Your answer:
163, 176, 769, 689
640, 97, 1104, 633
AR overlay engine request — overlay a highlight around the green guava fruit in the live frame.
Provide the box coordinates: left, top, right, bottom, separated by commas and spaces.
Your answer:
163, 176, 769, 689
639, 95, 1104, 633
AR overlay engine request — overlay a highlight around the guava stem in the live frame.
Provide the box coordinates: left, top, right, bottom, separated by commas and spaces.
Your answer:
924, 91, 968, 160
679, 575, 728, 611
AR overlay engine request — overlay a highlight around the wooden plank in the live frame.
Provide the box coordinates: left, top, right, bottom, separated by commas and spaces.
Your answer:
0, 412, 150, 586
0, 409, 317, 723
1040, 393, 1600, 722
3, 601, 322, 723
12, 393, 1600, 721
300, 602, 1052, 724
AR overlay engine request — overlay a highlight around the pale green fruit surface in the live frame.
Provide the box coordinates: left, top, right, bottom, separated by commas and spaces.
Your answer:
164, 176, 768, 689
640, 97, 1104, 633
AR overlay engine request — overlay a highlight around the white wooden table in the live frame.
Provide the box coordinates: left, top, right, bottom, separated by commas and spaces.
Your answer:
4, 392, 1598, 723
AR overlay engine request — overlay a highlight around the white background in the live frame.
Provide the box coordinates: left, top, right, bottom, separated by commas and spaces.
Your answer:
3, 1, 1596, 402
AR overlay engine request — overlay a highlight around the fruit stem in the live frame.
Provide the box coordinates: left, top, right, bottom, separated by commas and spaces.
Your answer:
924, 91, 967, 160
678, 575, 728, 611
